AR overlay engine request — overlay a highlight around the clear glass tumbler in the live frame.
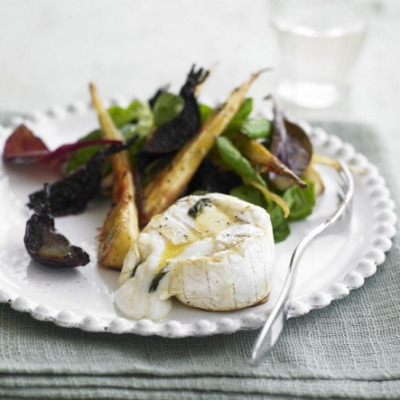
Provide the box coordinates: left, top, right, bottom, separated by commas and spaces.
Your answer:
271, 0, 371, 109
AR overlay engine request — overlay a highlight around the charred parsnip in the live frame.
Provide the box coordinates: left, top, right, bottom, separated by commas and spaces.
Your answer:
231, 133, 307, 189
89, 83, 139, 269
142, 71, 264, 222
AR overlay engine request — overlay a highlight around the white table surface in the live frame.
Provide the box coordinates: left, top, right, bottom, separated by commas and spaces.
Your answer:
0, 0, 399, 166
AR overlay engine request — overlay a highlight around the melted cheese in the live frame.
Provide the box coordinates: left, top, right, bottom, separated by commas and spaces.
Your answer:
194, 203, 235, 235
159, 240, 190, 271
115, 193, 275, 320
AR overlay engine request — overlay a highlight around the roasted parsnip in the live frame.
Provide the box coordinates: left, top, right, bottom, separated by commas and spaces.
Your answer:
231, 132, 307, 189
89, 83, 139, 269
142, 71, 264, 222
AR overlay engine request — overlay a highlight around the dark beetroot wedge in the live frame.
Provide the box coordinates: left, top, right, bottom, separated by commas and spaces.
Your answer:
26, 139, 135, 217
27, 151, 106, 216
24, 214, 90, 268
142, 66, 209, 154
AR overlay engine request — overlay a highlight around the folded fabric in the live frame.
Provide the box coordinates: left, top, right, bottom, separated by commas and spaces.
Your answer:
0, 116, 399, 400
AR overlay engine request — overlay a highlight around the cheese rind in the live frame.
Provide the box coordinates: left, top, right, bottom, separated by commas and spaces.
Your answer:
115, 193, 275, 320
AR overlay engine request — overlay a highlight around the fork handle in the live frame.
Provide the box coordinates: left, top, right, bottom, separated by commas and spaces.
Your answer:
250, 161, 353, 366
249, 229, 320, 366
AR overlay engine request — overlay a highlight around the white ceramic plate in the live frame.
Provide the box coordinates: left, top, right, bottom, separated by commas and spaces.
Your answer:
0, 101, 397, 337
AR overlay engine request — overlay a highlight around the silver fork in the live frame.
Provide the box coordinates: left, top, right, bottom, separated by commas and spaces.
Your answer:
250, 160, 354, 366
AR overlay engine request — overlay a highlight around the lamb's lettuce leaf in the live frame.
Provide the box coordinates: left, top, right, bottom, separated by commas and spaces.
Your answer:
152, 92, 184, 127
216, 136, 264, 186
283, 180, 316, 221
230, 184, 290, 243
66, 100, 152, 173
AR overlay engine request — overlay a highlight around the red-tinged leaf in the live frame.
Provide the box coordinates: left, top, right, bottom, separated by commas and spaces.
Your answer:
2, 124, 122, 165
41, 139, 122, 164
269, 99, 313, 178
3, 124, 50, 162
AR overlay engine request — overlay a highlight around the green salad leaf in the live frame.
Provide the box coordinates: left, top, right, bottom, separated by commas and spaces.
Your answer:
230, 184, 290, 243
267, 202, 290, 242
152, 92, 184, 127
229, 98, 253, 126
283, 179, 315, 221
65, 130, 106, 174
216, 136, 264, 185
108, 100, 149, 128
224, 98, 253, 133
65, 100, 152, 173
199, 104, 213, 124
230, 180, 315, 243
200, 99, 271, 140
230, 184, 266, 208
216, 136, 293, 242
120, 102, 153, 165
241, 118, 272, 139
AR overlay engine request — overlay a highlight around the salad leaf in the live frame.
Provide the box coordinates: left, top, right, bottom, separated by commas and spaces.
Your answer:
241, 118, 272, 139
3, 124, 49, 162
216, 137, 292, 216
152, 92, 184, 127
224, 98, 253, 133
215, 136, 264, 185
229, 184, 290, 243
199, 103, 213, 124
270, 100, 313, 179
230, 184, 266, 208
65, 101, 152, 173
148, 85, 169, 109
199, 99, 253, 130
108, 100, 149, 128
230, 132, 307, 189
4, 124, 120, 172
188, 156, 241, 194
200, 100, 271, 140
283, 180, 315, 221
267, 202, 290, 242
65, 130, 103, 174
229, 98, 253, 126
120, 103, 153, 166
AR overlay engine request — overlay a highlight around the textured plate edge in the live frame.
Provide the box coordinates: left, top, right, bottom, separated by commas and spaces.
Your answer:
0, 101, 397, 337
286, 122, 397, 318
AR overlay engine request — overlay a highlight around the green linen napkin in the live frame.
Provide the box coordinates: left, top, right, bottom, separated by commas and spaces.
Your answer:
0, 114, 399, 400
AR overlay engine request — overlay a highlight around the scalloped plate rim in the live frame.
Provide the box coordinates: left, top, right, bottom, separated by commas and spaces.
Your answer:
0, 100, 397, 338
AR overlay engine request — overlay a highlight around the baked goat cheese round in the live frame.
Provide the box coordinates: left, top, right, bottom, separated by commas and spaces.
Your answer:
115, 193, 275, 321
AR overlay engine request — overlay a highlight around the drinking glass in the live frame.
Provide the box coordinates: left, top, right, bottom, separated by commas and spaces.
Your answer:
271, 0, 371, 109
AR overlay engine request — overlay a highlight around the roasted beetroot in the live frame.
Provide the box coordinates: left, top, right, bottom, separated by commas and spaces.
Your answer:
142, 66, 209, 154
24, 214, 90, 268
27, 151, 106, 216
